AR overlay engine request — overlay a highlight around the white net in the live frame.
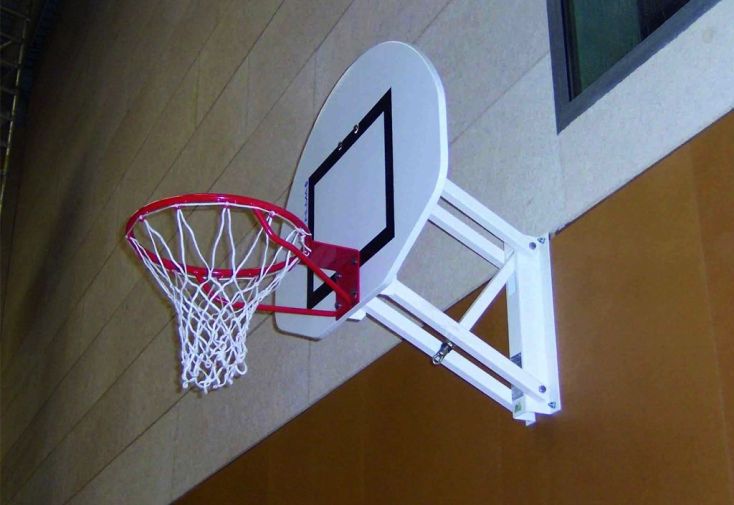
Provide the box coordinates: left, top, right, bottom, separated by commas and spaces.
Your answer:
127, 202, 309, 393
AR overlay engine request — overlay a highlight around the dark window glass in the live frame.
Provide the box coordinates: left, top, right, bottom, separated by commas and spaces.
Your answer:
563, 0, 690, 97
549, 0, 718, 130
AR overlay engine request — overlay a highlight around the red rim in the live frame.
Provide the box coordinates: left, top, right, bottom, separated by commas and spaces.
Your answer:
125, 193, 311, 279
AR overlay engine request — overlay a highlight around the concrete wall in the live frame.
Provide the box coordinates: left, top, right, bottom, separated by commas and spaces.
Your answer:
1, 0, 732, 503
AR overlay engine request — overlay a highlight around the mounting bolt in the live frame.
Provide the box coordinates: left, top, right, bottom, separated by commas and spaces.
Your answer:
353, 124, 359, 134
537, 237, 546, 244
337, 141, 343, 151
529, 242, 537, 250
548, 401, 557, 409
334, 273, 342, 281
351, 258, 358, 266
351, 290, 358, 298
335, 302, 342, 310
539, 385, 546, 393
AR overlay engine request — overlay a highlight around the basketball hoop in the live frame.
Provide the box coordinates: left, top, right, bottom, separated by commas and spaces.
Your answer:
122, 42, 561, 422
125, 194, 359, 392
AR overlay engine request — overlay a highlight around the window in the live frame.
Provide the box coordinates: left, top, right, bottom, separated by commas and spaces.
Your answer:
548, 0, 721, 131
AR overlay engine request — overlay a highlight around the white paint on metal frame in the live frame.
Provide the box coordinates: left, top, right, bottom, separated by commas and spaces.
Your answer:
369, 181, 561, 425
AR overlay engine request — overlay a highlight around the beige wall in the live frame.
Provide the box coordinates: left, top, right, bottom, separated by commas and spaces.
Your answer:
1, 0, 732, 503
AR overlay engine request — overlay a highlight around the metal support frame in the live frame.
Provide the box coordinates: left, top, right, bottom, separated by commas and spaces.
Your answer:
364, 179, 560, 425
0, 6, 29, 218
1, 5, 31, 20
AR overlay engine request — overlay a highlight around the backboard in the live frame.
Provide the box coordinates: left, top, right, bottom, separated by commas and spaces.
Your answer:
275, 41, 448, 339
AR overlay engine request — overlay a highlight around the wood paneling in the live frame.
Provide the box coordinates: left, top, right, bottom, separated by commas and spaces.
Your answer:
690, 111, 734, 498
498, 141, 729, 505
177, 111, 734, 505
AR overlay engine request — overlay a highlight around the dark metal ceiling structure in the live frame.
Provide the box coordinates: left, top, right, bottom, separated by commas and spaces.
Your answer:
1, 0, 62, 215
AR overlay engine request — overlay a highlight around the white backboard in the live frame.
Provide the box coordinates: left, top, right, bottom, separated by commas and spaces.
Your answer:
275, 41, 448, 338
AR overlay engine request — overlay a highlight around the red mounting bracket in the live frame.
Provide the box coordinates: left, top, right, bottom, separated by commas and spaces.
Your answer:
307, 240, 360, 318
257, 239, 360, 318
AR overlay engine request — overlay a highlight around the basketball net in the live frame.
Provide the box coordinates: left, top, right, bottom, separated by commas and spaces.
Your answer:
127, 203, 309, 392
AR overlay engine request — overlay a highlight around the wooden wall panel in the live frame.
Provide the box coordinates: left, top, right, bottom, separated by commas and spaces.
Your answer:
259, 388, 365, 504
177, 111, 734, 505
498, 143, 730, 505
361, 343, 503, 504
691, 111, 734, 497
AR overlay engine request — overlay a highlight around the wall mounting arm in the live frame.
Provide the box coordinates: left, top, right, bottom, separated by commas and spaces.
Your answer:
364, 180, 561, 425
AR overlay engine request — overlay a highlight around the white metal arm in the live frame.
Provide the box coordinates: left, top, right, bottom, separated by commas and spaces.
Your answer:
364, 180, 561, 425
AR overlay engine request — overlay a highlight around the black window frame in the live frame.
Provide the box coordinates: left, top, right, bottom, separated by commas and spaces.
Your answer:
548, 0, 721, 132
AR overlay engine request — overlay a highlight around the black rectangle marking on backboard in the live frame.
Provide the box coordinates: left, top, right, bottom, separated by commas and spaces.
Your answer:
306, 89, 394, 309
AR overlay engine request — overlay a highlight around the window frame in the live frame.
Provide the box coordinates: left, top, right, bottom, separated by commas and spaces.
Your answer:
548, 0, 722, 132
